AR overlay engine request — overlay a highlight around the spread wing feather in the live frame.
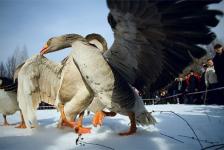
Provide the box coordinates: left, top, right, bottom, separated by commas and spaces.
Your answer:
104, 0, 222, 91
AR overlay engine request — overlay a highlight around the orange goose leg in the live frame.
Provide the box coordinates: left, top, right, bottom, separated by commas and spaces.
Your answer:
58, 104, 76, 128
92, 111, 116, 127
74, 111, 91, 134
119, 112, 137, 136
15, 110, 27, 128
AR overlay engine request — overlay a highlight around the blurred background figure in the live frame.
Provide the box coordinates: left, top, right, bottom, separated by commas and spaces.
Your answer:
185, 70, 200, 104
173, 75, 187, 104
199, 64, 208, 104
205, 59, 219, 104
213, 44, 224, 105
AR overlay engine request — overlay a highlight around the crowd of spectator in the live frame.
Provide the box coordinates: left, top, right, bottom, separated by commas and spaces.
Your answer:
146, 43, 224, 105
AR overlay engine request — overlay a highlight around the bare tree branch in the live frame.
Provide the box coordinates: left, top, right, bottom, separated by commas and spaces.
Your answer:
0, 45, 28, 79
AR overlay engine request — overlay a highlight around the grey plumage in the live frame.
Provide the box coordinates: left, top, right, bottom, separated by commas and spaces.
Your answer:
40, 0, 222, 133
105, 0, 222, 91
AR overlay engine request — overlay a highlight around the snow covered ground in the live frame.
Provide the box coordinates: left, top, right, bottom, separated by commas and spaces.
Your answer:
0, 104, 224, 150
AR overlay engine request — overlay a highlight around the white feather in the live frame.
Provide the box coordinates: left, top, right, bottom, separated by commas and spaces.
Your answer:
17, 54, 94, 127
17, 55, 62, 128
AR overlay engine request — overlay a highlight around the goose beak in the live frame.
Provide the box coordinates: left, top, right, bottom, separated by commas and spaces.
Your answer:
40, 44, 49, 55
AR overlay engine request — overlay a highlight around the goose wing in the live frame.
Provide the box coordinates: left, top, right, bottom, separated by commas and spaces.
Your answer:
17, 55, 63, 105
104, 0, 222, 91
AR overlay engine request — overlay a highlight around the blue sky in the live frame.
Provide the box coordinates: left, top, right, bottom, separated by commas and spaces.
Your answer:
0, 0, 113, 62
0, 0, 223, 63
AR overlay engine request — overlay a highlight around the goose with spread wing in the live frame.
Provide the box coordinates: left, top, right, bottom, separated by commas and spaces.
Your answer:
40, 0, 222, 135
16, 54, 94, 133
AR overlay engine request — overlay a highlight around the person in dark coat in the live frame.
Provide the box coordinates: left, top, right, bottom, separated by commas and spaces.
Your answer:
186, 71, 200, 104
213, 44, 224, 104
172, 76, 187, 104
213, 44, 224, 87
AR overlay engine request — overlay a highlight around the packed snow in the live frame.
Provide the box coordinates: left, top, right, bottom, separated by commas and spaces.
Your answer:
0, 104, 224, 150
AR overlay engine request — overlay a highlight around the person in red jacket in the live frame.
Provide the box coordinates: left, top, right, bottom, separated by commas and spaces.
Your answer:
185, 70, 201, 104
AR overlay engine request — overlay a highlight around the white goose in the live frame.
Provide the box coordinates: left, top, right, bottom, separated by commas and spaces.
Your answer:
40, 0, 222, 135
16, 54, 93, 133
16, 34, 111, 133
0, 77, 25, 128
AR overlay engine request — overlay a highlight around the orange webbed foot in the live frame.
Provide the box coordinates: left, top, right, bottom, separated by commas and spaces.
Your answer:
92, 111, 105, 127
75, 126, 91, 134
58, 104, 77, 128
119, 111, 137, 136
62, 120, 77, 128
15, 122, 27, 129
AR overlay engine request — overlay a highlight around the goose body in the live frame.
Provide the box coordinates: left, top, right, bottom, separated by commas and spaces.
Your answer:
16, 54, 93, 128
0, 77, 19, 125
17, 34, 110, 132
41, 34, 156, 135
40, 0, 222, 135
0, 89, 19, 116
71, 41, 146, 117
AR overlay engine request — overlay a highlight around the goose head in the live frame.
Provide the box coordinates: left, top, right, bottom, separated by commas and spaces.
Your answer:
40, 34, 84, 55
85, 33, 108, 53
